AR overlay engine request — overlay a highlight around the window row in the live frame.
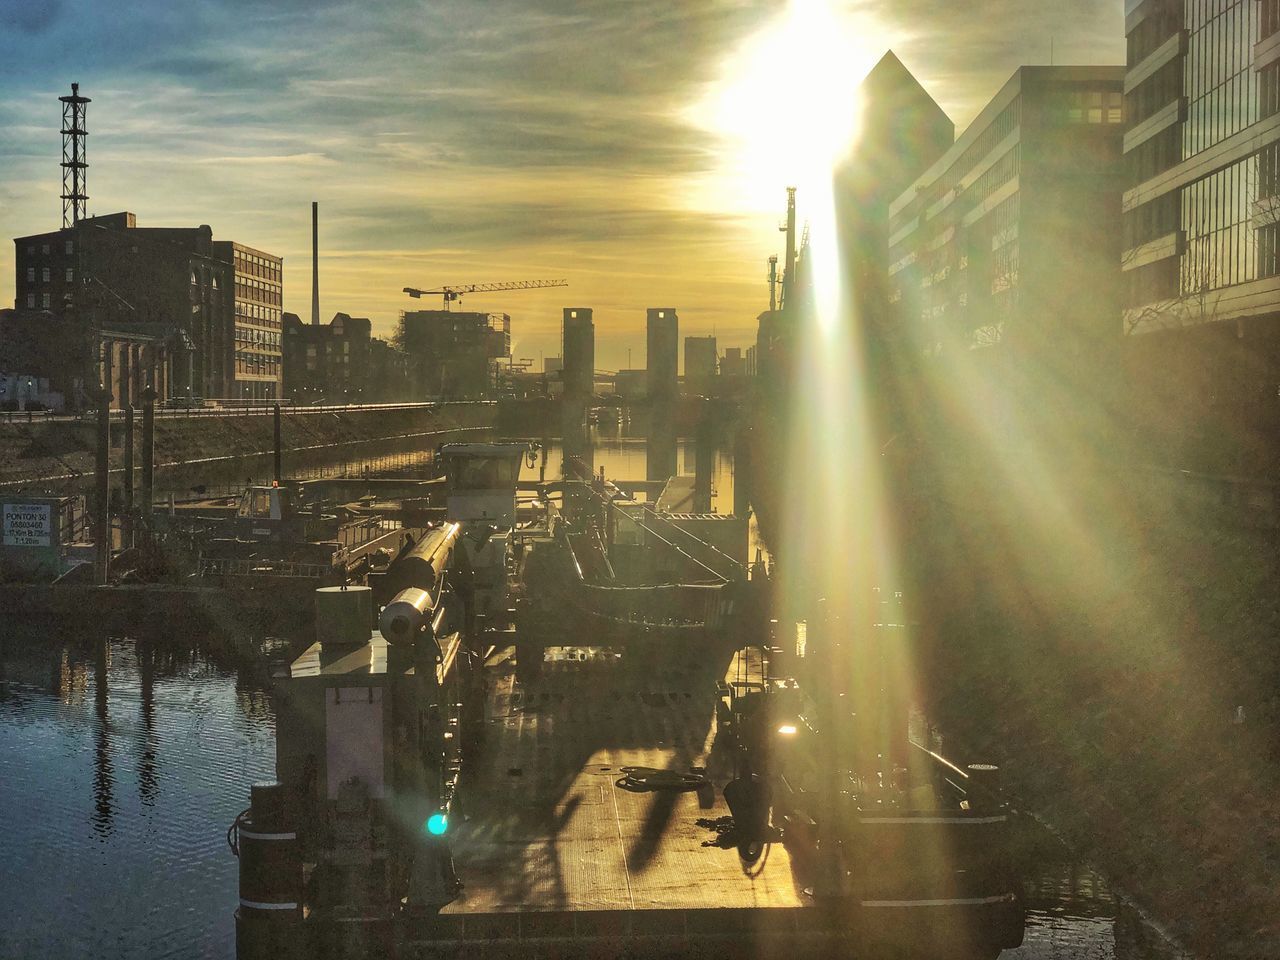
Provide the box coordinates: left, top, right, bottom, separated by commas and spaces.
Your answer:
1263, 0, 1280, 39
1127, 0, 1183, 66
1127, 58, 1182, 128
236, 302, 281, 325
24, 293, 52, 309
1183, 0, 1257, 154
236, 327, 281, 348
1130, 124, 1181, 182
1181, 153, 1258, 291
1124, 191, 1180, 249
235, 355, 281, 377
235, 282, 281, 306
25, 267, 75, 283
22, 240, 74, 256
1062, 88, 1124, 124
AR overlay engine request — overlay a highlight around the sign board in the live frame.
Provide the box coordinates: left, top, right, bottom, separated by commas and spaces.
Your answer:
3, 503, 52, 547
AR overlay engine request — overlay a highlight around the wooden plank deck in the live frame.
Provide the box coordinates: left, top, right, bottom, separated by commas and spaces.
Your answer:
444, 648, 806, 915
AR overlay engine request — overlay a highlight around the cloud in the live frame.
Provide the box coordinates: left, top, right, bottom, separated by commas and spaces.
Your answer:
0, 0, 62, 33
0, 0, 1129, 368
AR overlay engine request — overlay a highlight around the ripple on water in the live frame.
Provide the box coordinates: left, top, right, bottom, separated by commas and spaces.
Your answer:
0, 637, 276, 960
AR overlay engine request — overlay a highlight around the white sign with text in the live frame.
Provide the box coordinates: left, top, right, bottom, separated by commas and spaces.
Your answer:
3, 503, 52, 547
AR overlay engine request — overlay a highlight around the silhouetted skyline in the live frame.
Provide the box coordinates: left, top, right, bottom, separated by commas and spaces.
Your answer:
0, 0, 1123, 369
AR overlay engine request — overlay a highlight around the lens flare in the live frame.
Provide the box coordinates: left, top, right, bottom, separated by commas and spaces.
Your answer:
687, 0, 884, 216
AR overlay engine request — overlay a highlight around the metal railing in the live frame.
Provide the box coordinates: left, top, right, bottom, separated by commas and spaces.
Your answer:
198, 556, 334, 579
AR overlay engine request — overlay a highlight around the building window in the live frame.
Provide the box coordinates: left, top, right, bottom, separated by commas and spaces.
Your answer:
41, 293, 50, 308
1127, 59, 1182, 127
1262, 62, 1280, 119
41, 244, 49, 255
1127, 0, 1183, 66
1126, 257, 1180, 307
1124, 191, 1180, 248
1183, 0, 1257, 156
1262, 0, 1280, 39
26, 267, 34, 282
1129, 124, 1181, 182
1259, 222, 1280, 277
1181, 153, 1258, 293
65, 268, 73, 283
41, 267, 50, 283
26, 294, 35, 308
64, 240, 73, 255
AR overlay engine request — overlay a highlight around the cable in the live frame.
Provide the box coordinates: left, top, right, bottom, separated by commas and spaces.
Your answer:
615, 767, 710, 793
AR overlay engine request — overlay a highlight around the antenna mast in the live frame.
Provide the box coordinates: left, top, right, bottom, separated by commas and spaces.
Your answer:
60, 83, 90, 229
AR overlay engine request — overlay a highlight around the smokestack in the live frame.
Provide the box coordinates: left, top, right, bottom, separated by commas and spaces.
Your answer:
311, 201, 320, 325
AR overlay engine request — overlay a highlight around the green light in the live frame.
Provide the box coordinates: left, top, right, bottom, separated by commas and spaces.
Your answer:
426, 812, 448, 836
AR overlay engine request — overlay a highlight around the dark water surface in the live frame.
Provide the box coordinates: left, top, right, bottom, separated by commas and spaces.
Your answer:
0, 636, 275, 959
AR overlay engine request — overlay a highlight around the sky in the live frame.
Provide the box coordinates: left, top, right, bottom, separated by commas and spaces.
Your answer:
0, 0, 1124, 373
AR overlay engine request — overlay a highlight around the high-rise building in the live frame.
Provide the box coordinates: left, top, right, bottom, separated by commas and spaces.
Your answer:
837, 51, 955, 325
1121, 0, 1280, 465
213, 241, 283, 400
684, 336, 717, 396
887, 66, 1126, 415
562, 307, 595, 401
646, 307, 678, 404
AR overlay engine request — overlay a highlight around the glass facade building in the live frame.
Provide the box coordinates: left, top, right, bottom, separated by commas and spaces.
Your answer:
887, 67, 1125, 356
1122, 0, 1280, 329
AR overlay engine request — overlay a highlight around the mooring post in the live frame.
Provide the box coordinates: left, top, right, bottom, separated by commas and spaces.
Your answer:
273, 402, 283, 484
94, 380, 112, 585
141, 385, 156, 540
123, 404, 135, 549
733, 424, 751, 518
694, 403, 715, 514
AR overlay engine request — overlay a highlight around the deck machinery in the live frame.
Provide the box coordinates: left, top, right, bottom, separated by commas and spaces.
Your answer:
229, 443, 1025, 959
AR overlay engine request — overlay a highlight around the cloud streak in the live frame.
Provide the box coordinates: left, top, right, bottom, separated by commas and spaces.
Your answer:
0, 0, 1125, 368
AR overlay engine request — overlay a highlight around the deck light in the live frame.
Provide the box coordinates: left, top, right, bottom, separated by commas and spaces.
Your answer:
425, 811, 449, 836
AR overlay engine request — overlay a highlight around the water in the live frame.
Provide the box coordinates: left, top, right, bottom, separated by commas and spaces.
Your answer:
0, 634, 275, 959
0, 437, 1183, 959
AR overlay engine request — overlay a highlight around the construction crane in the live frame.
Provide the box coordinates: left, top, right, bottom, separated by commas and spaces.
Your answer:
402, 279, 568, 310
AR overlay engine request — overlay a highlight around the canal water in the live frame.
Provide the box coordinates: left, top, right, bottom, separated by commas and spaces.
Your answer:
0, 437, 1182, 959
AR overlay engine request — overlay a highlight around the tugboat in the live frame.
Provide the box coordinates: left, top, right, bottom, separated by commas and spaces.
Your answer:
228, 443, 1024, 959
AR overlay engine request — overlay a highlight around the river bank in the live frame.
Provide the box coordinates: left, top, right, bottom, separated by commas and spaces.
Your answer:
0, 402, 496, 495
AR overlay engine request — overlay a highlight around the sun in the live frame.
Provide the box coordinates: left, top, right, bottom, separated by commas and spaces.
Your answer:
685, 0, 890, 216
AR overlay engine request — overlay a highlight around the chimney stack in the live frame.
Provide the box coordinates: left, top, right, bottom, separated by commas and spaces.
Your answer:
311, 201, 320, 325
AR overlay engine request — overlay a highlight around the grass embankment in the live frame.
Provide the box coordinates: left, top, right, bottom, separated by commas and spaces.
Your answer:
0, 404, 493, 492
898, 457, 1280, 958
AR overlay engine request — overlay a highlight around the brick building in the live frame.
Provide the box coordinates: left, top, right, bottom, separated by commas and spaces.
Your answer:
13, 212, 281, 403
282, 311, 372, 404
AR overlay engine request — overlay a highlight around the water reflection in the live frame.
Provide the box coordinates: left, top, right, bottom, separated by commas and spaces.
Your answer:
0, 632, 275, 959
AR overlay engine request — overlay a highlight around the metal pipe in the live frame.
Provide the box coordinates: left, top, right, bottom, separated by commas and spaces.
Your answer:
123, 404, 134, 548
311, 201, 320, 325
273, 402, 282, 484
141, 385, 155, 537
94, 362, 111, 584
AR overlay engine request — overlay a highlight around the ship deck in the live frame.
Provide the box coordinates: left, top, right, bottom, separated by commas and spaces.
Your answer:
443, 645, 806, 915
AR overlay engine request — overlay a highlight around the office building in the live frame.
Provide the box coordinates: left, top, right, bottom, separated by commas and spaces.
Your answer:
646, 308, 678, 404
562, 308, 595, 401
1121, 0, 1280, 465
213, 241, 283, 400
887, 66, 1126, 412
